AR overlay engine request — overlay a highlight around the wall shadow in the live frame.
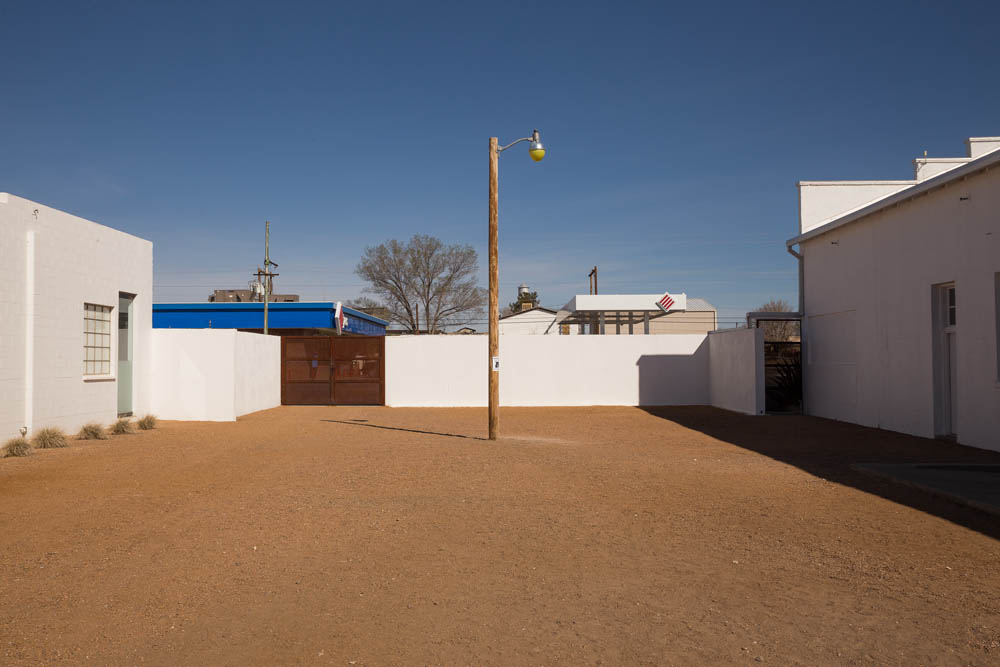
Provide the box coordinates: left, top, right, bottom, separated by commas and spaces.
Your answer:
636, 341, 709, 405
640, 406, 1000, 540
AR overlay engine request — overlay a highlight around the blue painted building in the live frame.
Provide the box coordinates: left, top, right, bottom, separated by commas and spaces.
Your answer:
153, 302, 388, 336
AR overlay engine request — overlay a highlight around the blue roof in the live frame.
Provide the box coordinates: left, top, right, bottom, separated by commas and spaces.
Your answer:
153, 302, 388, 336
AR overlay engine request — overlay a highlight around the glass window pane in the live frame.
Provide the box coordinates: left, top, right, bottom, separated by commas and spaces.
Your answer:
83, 303, 114, 374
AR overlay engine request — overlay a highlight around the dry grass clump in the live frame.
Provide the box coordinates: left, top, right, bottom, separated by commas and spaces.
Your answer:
111, 418, 135, 436
31, 428, 69, 449
32, 427, 69, 449
78, 423, 108, 440
137, 415, 158, 430
2, 437, 32, 458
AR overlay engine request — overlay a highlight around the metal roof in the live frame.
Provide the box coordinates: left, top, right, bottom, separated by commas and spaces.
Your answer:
153, 301, 388, 335
686, 298, 716, 311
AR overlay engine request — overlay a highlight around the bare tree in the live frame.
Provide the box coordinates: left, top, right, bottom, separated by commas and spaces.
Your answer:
754, 298, 798, 341
355, 235, 485, 333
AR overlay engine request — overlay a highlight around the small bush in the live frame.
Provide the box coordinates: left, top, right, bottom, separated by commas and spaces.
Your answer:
78, 423, 108, 440
2, 437, 32, 458
111, 418, 135, 436
137, 415, 158, 431
32, 427, 69, 449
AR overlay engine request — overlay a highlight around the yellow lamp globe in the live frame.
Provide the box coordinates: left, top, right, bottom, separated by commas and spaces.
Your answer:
528, 130, 545, 162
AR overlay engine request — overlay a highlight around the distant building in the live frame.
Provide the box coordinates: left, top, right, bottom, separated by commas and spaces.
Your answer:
209, 289, 298, 303
500, 294, 717, 335
500, 307, 577, 335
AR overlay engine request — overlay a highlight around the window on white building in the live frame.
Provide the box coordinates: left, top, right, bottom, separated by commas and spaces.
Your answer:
84, 303, 112, 375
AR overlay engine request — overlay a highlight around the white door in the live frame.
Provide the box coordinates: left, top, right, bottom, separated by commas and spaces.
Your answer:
117, 293, 134, 416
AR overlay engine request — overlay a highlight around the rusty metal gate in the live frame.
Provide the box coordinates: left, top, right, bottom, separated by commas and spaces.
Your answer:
281, 336, 385, 405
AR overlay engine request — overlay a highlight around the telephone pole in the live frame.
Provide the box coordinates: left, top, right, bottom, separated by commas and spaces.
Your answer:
256, 221, 279, 334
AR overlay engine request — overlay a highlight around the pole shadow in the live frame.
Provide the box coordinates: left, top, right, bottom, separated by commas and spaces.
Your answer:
640, 405, 1000, 540
321, 419, 486, 441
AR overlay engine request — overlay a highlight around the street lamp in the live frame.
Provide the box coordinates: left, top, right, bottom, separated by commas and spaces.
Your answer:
488, 129, 545, 440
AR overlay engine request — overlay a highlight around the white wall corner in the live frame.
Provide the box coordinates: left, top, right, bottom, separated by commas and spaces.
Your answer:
966, 137, 1000, 158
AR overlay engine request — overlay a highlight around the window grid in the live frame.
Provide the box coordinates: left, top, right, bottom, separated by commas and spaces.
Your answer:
84, 303, 112, 375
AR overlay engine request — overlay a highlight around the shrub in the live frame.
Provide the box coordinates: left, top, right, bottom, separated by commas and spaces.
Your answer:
32, 427, 69, 449
78, 423, 108, 440
2, 437, 32, 458
111, 418, 135, 436
137, 415, 158, 431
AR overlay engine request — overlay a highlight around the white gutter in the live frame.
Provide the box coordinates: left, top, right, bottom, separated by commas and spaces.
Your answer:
25, 229, 35, 435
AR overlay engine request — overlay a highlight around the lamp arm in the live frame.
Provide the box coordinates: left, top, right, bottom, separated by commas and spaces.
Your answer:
497, 137, 533, 153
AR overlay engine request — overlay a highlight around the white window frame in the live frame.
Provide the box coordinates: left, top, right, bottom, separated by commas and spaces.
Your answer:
84, 303, 113, 377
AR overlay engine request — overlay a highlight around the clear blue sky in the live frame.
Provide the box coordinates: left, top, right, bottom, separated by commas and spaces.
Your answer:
3, 1, 998, 325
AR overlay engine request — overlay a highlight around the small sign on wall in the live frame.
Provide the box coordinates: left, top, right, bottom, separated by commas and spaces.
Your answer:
491, 356, 500, 371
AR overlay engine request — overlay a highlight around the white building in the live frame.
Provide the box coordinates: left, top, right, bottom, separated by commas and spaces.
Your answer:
787, 136, 1000, 452
500, 295, 718, 335
500, 306, 579, 335
1, 194, 153, 439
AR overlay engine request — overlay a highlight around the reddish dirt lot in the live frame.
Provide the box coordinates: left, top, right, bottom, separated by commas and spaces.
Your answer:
2, 406, 999, 666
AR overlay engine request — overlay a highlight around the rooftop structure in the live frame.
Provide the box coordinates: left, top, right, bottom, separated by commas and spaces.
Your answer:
153, 302, 388, 336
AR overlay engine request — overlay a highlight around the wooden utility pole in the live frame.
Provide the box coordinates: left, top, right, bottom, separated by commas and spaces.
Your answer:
488, 137, 500, 440
255, 221, 279, 334
263, 221, 270, 334
589, 266, 598, 295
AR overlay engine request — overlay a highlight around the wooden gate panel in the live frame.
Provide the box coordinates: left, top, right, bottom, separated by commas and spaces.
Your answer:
282, 336, 333, 405
333, 381, 382, 405
281, 335, 384, 406
331, 335, 385, 405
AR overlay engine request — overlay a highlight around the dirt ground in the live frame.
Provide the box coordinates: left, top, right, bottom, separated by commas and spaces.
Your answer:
2, 406, 999, 666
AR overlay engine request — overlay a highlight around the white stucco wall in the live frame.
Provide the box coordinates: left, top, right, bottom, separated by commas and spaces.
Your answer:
800, 166, 1000, 452
385, 334, 709, 407
234, 331, 281, 417
0, 193, 153, 438
708, 328, 764, 415
151, 330, 279, 421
